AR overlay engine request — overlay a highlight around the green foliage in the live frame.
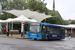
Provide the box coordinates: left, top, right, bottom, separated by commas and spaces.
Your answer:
28, 0, 47, 12
3, 0, 28, 10
70, 21, 75, 24
48, 11, 59, 16
42, 11, 68, 25
0, 12, 17, 20
1, 0, 28, 20
46, 17, 68, 25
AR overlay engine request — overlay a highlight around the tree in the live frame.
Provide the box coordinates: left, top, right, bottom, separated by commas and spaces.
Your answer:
42, 11, 68, 25
46, 17, 68, 25
4, 0, 28, 10
70, 21, 75, 24
0, 0, 28, 20
0, 12, 16, 20
28, 0, 47, 12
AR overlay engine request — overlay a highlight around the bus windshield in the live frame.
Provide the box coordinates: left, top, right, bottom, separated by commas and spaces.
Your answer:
29, 23, 40, 33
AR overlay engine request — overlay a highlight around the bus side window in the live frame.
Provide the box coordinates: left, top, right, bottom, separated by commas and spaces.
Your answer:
46, 27, 50, 33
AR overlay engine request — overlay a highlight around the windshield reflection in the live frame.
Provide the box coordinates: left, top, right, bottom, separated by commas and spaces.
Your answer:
29, 25, 40, 33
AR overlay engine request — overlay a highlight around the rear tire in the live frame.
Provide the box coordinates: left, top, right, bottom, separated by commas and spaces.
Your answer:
59, 36, 62, 40
34, 39, 37, 40
47, 36, 49, 40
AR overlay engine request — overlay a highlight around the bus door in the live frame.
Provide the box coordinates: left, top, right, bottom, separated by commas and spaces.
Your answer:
42, 25, 46, 40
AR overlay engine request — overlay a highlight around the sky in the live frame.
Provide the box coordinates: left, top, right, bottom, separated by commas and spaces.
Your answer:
44, 0, 75, 20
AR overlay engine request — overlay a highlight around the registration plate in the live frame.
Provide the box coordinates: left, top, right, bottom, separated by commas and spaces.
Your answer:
52, 35, 57, 37
32, 34, 35, 35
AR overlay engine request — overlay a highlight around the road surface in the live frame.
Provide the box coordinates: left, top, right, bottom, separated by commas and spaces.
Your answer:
0, 37, 75, 50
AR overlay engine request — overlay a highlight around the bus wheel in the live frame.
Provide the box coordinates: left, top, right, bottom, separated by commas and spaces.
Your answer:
47, 36, 49, 40
59, 36, 62, 40
34, 39, 37, 40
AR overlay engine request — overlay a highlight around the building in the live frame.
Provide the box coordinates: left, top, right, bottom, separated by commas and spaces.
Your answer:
65, 24, 75, 36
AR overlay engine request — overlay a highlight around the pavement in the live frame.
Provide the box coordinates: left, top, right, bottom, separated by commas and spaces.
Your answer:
1, 34, 75, 50
0, 37, 75, 50
0, 34, 27, 39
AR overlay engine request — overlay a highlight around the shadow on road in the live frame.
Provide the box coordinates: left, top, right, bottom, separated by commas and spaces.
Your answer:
16, 38, 65, 42
30, 39, 65, 42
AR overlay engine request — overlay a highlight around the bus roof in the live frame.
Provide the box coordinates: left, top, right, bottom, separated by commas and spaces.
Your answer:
29, 22, 65, 28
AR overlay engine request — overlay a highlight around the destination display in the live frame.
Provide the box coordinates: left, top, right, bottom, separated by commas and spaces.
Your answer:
30, 23, 40, 25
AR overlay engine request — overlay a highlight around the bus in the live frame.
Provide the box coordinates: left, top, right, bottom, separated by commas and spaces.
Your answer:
27, 22, 65, 40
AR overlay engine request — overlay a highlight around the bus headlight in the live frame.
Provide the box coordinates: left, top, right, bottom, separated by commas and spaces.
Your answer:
28, 34, 30, 36
37, 35, 40, 37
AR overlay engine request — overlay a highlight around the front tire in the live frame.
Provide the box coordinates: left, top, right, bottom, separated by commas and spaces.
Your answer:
47, 36, 49, 40
34, 39, 37, 40
59, 36, 62, 40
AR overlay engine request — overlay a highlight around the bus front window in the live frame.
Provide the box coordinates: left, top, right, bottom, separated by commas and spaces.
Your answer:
29, 24, 40, 33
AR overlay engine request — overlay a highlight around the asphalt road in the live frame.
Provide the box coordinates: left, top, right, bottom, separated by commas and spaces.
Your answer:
0, 37, 75, 50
